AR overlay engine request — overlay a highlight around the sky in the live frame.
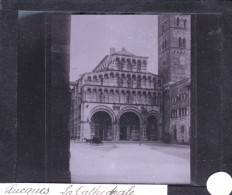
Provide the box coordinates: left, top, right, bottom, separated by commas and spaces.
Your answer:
70, 15, 158, 81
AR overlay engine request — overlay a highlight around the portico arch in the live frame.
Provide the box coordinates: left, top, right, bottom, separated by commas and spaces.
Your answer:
91, 111, 112, 141
117, 106, 142, 141
88, 106, 116, 141
88, 105, 116, 123
117, 106, 142, 124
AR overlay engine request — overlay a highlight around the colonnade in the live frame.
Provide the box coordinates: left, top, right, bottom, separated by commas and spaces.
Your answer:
83, 87, 162, 106
83, 71, 162, 90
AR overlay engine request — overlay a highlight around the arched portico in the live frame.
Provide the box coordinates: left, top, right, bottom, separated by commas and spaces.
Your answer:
87, 106, 117, 140
91, 111, 112, 141
117, 106, 142, 141
117, 106, 142, 124
119, 112, 140, 141
88, 105, 116, 123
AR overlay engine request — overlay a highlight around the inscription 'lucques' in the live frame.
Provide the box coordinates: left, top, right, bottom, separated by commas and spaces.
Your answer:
5, 184, 50, 195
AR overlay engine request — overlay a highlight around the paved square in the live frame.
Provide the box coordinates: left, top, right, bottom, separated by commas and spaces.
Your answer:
70, 142, 190, 184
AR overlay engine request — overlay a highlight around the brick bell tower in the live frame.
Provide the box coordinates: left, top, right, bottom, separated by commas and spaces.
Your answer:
158, 15, 191, 84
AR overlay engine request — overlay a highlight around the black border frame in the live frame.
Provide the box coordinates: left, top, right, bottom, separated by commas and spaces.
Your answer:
1, 1, 232, 194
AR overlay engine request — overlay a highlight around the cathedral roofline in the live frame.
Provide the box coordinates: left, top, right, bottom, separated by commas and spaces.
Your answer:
92, 55, 109, 72
111, 47, 148, 59
80, 70, 160, 77
92, 48, 149, 73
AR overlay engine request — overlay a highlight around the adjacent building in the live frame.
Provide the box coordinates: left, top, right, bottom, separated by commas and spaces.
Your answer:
158, 15, 191, 144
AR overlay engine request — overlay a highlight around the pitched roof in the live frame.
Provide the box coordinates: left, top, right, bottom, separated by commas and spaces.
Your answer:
113, 49, 136, 57
112, 48, 148, 58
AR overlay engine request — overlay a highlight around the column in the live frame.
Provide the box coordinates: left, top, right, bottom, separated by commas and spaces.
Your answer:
112, 123, 120, 141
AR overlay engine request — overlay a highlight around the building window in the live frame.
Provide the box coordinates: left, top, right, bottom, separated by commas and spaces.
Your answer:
179, 37, 182, 47
177, 17, 180, 27
158, 80, 161, 88
184, 19, 187, 28
137, 64, 141, 72
173, 127, 177, 140
152, 94, 156, 105
179, 108, 181, 117
147, 93, 152, 104
154, 79, 156, 89
182, 108, 184, 116
183, 38, 186, 48
87, 76, 91, 82
181, 126, 185, 134
137, 78, 141, 88
98, 91, 103, 103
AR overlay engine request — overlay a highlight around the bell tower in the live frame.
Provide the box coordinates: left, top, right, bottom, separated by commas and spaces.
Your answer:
158, 15, 191, 84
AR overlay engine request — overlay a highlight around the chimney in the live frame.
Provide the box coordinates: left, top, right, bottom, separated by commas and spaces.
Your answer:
110, 47, 116, 55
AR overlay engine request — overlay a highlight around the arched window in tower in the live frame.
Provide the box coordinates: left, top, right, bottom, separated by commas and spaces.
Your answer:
184, 19, 187, 28
177, 17, 180, 27
183, 38, 186, 48
179, 37, 182, 48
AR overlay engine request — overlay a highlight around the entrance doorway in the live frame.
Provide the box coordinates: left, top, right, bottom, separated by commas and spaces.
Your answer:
119, 112, 140, 141
146, 115, 158, 141
91, 111, 112, 140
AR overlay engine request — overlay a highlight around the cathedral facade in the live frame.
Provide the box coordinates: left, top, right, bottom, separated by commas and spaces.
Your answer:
70, 48, 162, 142
70, 15, 191, 144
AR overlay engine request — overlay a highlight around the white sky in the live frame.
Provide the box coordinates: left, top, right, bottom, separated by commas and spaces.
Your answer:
70, 15, 158, 81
